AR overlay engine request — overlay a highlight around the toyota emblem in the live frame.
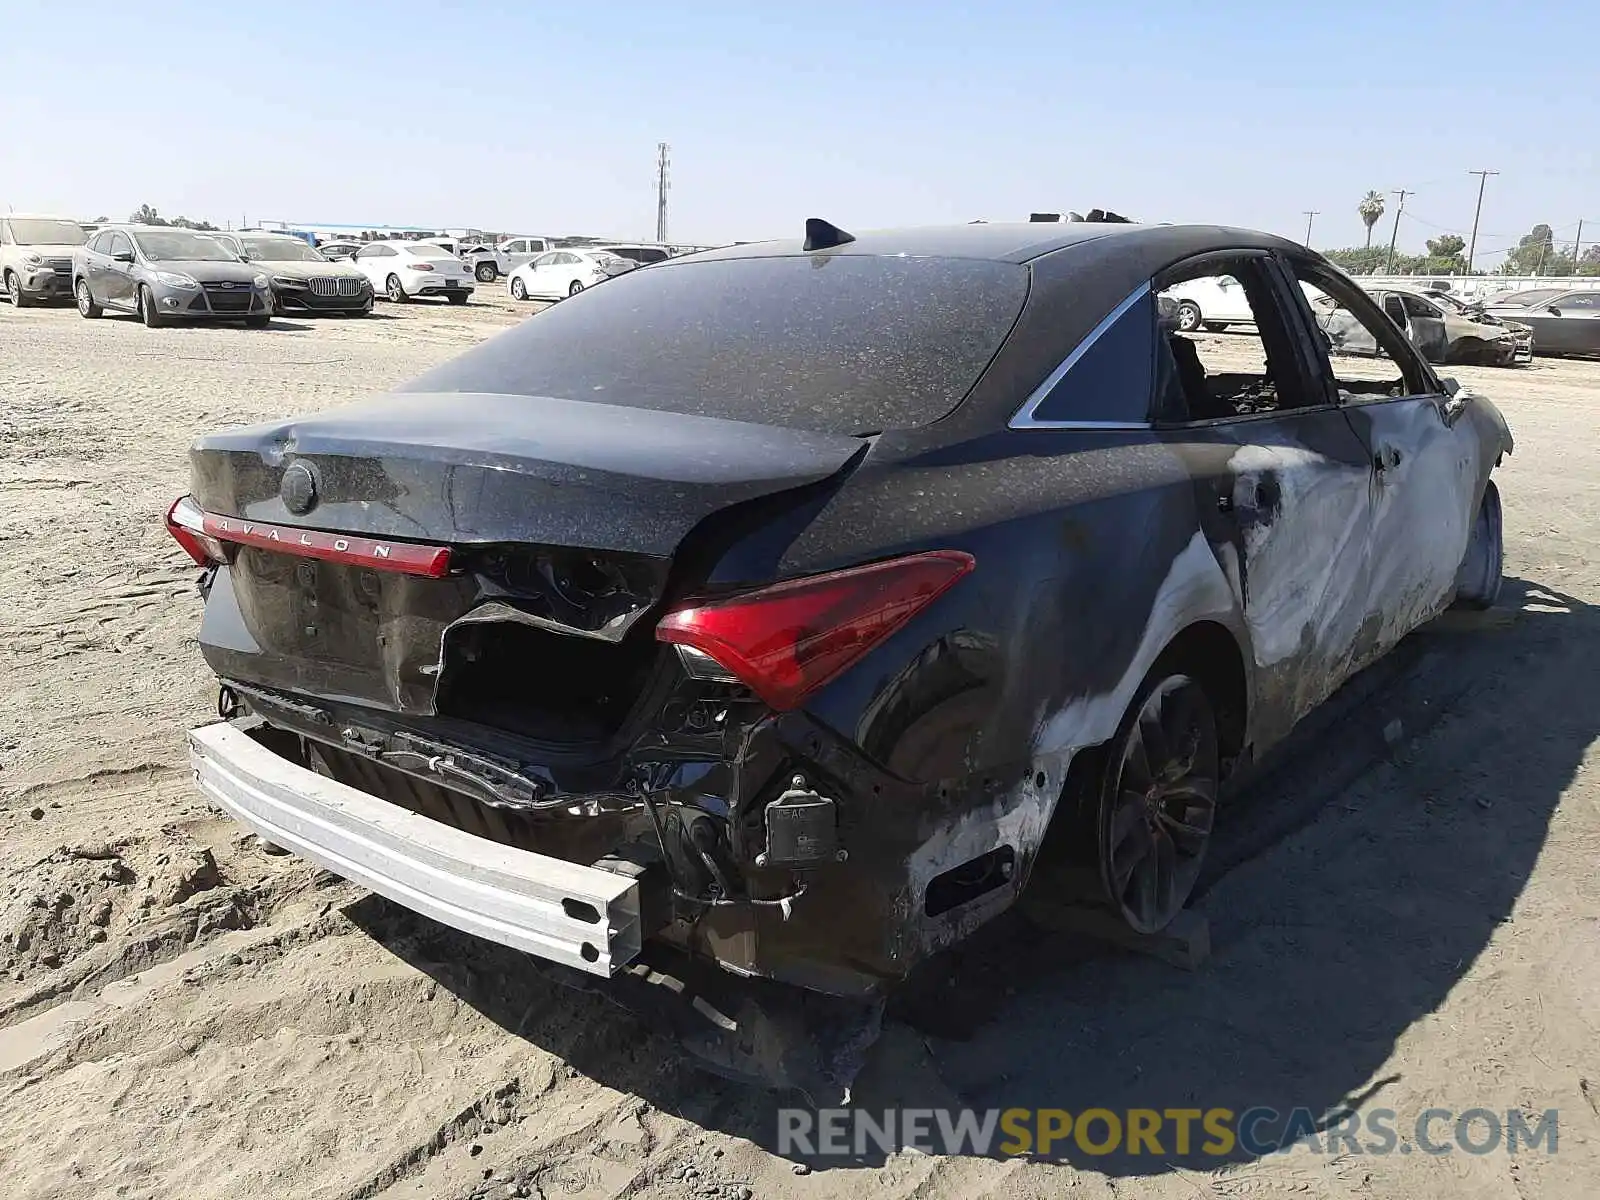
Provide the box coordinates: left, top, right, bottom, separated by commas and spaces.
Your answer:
280, 462, 319, 515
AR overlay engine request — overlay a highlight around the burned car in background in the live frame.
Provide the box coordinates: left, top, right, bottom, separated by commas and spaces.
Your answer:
175, 221, 1512, 1007
1311, 284, 1532, 366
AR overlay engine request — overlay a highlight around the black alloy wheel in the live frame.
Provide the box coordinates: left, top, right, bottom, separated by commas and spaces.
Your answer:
1097, 672, 1219, 933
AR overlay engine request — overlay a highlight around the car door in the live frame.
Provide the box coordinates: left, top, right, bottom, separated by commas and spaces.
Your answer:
1397, 293, 1449, 361
103, 232, 138, 308
1311, 289, 1381, 357
1545, 292, 1600, 354
528, 251, 562, 296
1281, 255, 1485, 659
351, 243, 388, 288
503, 239, 531, 269
1211, 274, 1255, 323
78, 231, 108, 301
1144, 252, 1380, 745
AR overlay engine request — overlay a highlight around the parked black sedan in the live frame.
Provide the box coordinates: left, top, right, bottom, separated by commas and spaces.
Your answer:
72, 226, 272, 328
173, 221, 1512, 999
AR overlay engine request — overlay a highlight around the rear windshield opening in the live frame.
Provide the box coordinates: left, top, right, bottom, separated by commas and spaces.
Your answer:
400, 254, 1030, 435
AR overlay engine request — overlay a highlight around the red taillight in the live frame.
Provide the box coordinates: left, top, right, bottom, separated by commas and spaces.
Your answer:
166, 495, 226, 565
656, 551, 975, 711
410, 262, 436, 271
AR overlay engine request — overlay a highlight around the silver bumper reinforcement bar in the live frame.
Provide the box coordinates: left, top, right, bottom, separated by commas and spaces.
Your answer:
188, 721, 642, 975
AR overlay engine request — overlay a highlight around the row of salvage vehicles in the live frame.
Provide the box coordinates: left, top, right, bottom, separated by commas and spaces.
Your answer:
1164, 270, 1600, 364
0, 213, 465, 326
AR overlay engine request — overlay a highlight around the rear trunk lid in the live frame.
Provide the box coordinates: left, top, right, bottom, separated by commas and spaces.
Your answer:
189, 391, 865, 737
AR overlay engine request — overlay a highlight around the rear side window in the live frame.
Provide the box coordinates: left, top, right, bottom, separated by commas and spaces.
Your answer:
1015, 288, 1155, 425
401, 255, 1030, 435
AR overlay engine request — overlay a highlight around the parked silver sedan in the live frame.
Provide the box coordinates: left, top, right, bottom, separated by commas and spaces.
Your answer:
1480, 289, 1600, 357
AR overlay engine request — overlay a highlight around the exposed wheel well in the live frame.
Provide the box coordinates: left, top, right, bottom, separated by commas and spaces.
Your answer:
1025, 620, 1249, 893
1159, 621, 1248, 776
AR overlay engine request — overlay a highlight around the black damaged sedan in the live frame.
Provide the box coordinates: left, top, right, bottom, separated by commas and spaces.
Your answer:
174, 220, 1512, 998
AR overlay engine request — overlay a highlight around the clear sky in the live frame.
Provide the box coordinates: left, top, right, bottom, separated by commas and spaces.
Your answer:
2, 0, 1594, 262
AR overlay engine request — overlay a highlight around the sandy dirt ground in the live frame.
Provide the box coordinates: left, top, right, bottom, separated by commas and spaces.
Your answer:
1, 298, 1597, 1200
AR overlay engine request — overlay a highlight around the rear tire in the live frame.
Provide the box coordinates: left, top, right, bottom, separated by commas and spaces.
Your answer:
138, 285, 165, 328
1093, 666, 1219, 934
75, 278, 102, 318
386, 274, 408, 303
567, 280, 584, 298
4, 271, 28, 307
1453, 480, 1503, 610
1175, 301, 1202, 333
510, 277, 528, 301
474, 261, 496, 282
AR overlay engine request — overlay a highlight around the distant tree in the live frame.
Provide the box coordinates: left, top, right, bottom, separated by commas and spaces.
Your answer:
1358, 191, 1386, 250
1581, 245, 1600, 277
125, 203, 216, 231
1500, 224, 1568, 276
1322, 246, 1426, 275
1419, 233, 1468, 275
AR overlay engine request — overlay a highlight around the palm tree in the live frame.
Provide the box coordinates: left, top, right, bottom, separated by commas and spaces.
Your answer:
1359, 191, 1386, 249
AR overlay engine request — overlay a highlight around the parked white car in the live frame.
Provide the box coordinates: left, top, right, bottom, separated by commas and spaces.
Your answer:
350, 241, 474, 304
496, 236, 553, 270
1160, 274, 1256, 332
506, 249, 633, 301
1, 213, 89, 306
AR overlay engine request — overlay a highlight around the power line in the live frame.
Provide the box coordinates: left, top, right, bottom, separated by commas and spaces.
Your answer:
1465, 169, 1499, 275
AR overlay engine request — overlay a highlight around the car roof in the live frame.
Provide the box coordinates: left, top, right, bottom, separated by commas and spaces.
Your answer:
683, 221, 1304, 266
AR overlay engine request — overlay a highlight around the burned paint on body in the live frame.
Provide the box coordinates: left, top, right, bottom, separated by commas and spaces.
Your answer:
185, 222, 1514, 999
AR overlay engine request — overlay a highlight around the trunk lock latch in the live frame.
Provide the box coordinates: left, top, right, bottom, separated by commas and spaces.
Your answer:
757, 775, 846, 868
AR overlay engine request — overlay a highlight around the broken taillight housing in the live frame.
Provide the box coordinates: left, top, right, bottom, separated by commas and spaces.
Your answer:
655, 551, 975, 711
165, 495, 227, 566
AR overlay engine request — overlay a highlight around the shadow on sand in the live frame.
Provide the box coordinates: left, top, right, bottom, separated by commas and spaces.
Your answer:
348, 576, 1590, 1179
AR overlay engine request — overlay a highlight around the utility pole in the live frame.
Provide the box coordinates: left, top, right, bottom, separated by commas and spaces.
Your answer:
1302, 210, 1319, 246
655, 142, 670, 244
1385, 189, 1411, 274
1574, 219, 1585, 272
1465, 169, 1498, 275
